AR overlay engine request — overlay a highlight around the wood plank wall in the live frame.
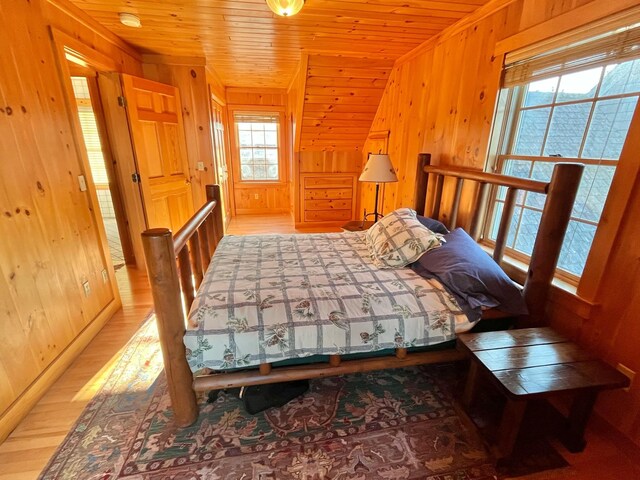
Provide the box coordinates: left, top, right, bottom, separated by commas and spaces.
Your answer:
142, 56, 216, 210
0, 0, 219, 442
360, 0, 640, 447
0, 0, 134, 441
225, 88, 291, 215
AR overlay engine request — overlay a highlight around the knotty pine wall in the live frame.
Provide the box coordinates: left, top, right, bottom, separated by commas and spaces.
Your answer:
225, 88, 291, 215
0, 0, 142, 441
361, 0, 640, 446
1, 0, 221, 442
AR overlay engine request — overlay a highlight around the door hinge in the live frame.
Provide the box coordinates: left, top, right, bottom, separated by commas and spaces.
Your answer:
118, 96, 128, 108
131, 172, 141, 183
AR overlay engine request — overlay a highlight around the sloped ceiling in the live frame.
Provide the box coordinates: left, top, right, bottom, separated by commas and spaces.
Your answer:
68, 0, 492, 88
300, 54, 393, 151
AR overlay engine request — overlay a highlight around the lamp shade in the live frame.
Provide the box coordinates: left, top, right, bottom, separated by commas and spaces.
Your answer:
359, 154, 398, 183
266, 0, 304, 16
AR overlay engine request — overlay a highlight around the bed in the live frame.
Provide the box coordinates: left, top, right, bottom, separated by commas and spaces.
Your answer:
142, 153, 583, 426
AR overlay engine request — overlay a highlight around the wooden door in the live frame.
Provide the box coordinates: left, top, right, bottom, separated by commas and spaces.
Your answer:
210, 98, 232, 227
121, 74, 194, 232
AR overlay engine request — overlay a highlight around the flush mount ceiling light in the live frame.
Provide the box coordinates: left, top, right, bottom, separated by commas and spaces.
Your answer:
266, 0, 304, 17
119, 12, 142, 28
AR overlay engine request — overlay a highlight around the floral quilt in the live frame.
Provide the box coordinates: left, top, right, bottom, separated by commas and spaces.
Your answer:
185, 232, 473, 372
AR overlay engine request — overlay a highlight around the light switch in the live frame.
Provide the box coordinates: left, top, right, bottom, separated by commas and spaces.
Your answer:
82, 280, 91, 297
197, 162, 205, 171
78, 175, 87, 192
101, 269, 108, 284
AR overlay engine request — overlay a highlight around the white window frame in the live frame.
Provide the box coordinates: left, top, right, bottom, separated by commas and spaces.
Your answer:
485, 47, 640, 285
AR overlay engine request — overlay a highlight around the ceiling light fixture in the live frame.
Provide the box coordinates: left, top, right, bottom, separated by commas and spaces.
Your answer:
266, 0, 304, 17
119, 12, 142, 28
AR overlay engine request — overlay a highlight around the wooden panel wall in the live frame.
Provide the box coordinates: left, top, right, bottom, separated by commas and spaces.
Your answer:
0, 0, 128, 441
142, 56, 216, 210
301, 55, 392, 152
360, 0, 640, 447
362, 2, 523, 223
226, 89, 291, 215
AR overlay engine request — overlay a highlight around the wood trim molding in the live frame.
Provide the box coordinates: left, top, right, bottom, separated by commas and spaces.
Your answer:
142, 54, 207, 66
396, 0, 519, 66
495, 1, 640, 55
226, 87, 288, 96
578, 101, 640, 300
292, 54, 309, 154
50, 27, 127, 287
0, 299, 121, 443
51, 28, 121, 72
45, 0, 141, 61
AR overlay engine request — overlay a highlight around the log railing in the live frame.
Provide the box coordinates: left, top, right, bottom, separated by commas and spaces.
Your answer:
414, 153, 584, 326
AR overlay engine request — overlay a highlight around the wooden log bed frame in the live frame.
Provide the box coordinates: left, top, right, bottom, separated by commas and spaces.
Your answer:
142, 153, 583, 426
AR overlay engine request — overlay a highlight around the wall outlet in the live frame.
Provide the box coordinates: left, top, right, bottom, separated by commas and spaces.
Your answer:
82, 280, 91, 297
101, 269, 108, 284
617, 363, 635, 392
197, 161, 205, 171
254, 193, 259, 199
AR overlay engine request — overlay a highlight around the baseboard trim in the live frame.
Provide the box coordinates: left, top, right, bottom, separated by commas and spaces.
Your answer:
0, 298, 122, 443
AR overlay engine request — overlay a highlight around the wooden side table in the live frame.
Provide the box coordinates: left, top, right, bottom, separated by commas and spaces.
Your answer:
341, 220, 374, 232
457, 327, 629, 460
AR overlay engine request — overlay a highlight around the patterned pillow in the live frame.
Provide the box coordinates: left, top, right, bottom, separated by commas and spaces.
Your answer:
366, 208, 444, 268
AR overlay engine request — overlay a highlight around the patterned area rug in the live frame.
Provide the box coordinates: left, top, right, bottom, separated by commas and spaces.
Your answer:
40, 315, 499, 479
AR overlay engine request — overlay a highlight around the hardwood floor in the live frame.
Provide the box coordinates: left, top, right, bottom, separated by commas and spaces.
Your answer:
226, 213, 342, 235
1, 214, 640, 479
0, 267, 153, 480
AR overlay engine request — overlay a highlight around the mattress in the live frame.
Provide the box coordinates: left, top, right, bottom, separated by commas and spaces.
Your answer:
184, 232, 474, 372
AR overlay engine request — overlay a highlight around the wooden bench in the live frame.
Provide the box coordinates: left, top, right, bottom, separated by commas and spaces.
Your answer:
457, 327, 629, 460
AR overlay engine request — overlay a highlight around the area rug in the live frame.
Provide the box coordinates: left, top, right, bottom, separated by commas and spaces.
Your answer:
51, 312, 590, 479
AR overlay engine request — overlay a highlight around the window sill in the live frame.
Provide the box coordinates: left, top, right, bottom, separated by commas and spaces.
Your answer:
479, 244, 596, 320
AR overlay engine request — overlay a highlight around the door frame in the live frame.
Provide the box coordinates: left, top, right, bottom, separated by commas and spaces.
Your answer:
208, 90, 233, 229
77, 72, 137, 266
50, 27, 147, 271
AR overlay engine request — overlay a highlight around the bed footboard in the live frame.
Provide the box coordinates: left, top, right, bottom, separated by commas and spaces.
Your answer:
142, 185, 224, 427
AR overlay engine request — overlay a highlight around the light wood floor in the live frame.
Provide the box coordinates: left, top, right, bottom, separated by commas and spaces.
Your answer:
1, 214, 640, 479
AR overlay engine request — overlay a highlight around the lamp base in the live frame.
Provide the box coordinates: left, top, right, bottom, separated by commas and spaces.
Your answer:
373, 183, 381, 223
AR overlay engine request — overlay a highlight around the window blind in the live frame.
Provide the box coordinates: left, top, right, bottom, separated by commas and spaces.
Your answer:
503, 24, 640, 87
233, 113, 279, 124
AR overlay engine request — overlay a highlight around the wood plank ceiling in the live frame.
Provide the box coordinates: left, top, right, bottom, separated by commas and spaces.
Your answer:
301, 54, 393, 151
69, 0, 492, 88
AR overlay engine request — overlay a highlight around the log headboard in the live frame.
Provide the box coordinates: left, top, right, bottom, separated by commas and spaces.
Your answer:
412, 153, 584, 326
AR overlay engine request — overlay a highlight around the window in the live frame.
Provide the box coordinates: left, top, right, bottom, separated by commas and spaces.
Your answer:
488, 26, 640, 281
234, 113, 280, 181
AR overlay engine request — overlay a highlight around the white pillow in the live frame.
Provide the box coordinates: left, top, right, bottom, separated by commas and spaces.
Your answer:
366, 208, 444, 268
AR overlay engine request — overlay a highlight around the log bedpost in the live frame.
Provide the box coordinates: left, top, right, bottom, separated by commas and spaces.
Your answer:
207, 185, 225, 245
142, 228, 198, 427
523, 163, 584, 326
414, 153, 431, 215
493, 187, 518, 264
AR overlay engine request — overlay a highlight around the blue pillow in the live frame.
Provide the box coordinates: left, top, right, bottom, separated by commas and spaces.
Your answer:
411, 228, 528, 322
416, 215, 449, 235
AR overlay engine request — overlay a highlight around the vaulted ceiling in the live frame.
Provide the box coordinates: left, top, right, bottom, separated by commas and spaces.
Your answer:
69, 0, 492, 88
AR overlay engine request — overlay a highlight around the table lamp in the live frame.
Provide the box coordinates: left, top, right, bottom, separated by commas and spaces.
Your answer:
359, 153, 398, 222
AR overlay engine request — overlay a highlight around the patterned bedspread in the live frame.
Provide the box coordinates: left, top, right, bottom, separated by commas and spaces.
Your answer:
184, 232, 473, 372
